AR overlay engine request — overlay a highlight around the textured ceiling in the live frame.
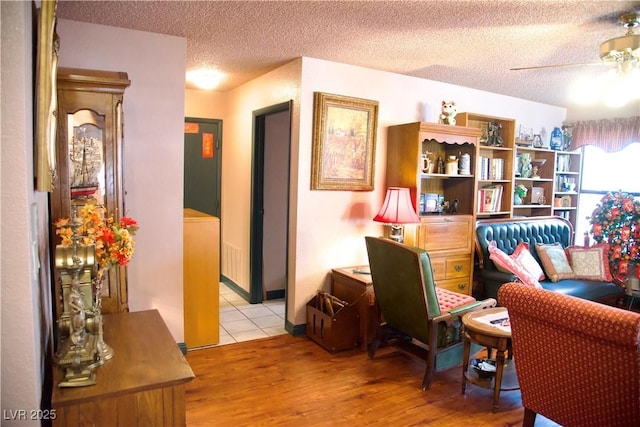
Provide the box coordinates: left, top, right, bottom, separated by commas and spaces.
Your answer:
57, 0, 640, 109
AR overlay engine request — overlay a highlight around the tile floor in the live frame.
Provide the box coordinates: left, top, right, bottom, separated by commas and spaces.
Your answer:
216, 281, 287, 346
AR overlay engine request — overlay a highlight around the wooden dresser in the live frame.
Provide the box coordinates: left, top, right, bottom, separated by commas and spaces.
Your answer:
51, 310, 195, 426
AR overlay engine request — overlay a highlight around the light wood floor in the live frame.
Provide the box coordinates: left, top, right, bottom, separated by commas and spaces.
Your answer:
185, 334, 560, 426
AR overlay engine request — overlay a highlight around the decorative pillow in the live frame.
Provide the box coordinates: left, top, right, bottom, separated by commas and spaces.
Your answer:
535, 243, 575, 282
512, 242, 546, 281
488, 241, 542, 288
565, 244, 613, 282
492, 242, 545, 281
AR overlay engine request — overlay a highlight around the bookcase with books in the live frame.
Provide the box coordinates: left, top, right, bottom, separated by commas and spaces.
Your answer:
513, 146, 556, 218
552, 150, 583, 226
456, 113, 515, 218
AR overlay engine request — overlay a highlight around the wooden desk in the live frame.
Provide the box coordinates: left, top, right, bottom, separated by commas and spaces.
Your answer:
331, 267, 376, 351
51, 310, 195, 426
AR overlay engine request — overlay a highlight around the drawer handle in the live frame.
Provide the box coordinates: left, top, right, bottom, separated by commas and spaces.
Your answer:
458, 283, 467, 290
454, 264, 463, 272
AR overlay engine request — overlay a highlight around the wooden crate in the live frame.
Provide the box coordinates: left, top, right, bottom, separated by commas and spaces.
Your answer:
306, 294, 359, 352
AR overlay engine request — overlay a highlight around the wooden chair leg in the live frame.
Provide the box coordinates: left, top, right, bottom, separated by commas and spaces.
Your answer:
522, 407, 537, 427
368, 324, 385, 359
421, 328, 439, 391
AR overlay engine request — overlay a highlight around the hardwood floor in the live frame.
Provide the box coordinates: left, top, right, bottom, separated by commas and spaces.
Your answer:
185, 334, 560, 426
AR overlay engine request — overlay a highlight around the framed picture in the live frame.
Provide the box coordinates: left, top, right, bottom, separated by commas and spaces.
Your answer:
311, 92, 378, 190
34, 0, 59, 192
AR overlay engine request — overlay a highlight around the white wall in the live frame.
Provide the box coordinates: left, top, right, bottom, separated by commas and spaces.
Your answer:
57, 19, 188, 341
1, 1, 51, 421
286, 57, 568, 324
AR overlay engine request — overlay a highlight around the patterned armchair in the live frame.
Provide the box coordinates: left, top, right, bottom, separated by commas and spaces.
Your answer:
499, 282, 640, 426
365, 236, 496, 390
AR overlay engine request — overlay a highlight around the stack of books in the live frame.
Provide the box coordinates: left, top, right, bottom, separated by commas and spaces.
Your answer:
478, 185, 503, 213
477, 157, 505, 180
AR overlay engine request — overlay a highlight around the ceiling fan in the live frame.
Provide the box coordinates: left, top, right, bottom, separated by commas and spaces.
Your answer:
510, 11, 640, 72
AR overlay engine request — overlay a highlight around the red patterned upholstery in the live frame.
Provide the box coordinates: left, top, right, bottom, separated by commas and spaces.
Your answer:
435, 287, 476, 312
499, 283, 640, 427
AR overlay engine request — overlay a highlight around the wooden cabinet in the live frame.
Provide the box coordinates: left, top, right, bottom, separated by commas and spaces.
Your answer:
386, 122, 481, 216
386, 122, 480, 295
331, 267, 376, 351
183, 209, 220, 348
412, 215, 474, 295
51, 67, 131, 318
51, 310, 195, 426
456, 113, 515, 219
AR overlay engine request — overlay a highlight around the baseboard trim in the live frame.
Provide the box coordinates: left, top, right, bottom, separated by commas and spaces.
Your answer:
221, 275, 250, 302
265, 289, 285, 300
287, 321, 306, 337
177, 342, 187, 355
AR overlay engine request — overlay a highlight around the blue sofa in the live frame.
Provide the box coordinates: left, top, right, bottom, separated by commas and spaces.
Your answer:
475, 216, 625, 304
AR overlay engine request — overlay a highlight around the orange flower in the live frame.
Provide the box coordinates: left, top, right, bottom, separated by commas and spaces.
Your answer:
55, 204, 138, 270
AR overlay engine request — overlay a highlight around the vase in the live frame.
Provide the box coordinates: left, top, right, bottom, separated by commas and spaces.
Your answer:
514, 194, 523, 205
93, 269, 114, 363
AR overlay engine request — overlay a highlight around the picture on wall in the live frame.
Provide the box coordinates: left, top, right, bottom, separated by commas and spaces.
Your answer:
311, 92, 378, 191
35, 0, 59, 192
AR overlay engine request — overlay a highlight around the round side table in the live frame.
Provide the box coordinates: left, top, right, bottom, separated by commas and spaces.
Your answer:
461, 307, 519, 412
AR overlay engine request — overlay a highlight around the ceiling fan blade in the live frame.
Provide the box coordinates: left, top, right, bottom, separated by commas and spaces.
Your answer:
510, 62, 604, 71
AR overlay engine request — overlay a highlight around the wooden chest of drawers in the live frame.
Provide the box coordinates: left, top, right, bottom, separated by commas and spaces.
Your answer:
406, 215, 474, 295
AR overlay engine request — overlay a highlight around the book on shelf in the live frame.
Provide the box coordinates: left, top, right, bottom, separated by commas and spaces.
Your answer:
478, 184, 503, 213
477, 157, 504, 180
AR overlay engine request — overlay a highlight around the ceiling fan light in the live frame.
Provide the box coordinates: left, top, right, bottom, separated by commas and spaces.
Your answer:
600, 34, 640, 62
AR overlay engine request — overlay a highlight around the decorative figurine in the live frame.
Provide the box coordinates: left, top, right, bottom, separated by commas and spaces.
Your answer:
561, 125, 572, 151
439, 101, 458, 125
487, 121, 503, 146
448, 199, 459, 214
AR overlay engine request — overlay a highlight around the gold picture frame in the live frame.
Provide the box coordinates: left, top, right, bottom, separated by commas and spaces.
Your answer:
311, 92, 378, 191
35, 0, 59, 192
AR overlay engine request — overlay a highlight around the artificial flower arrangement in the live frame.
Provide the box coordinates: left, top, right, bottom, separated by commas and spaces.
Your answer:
513, 184, 528, 205
55, 204, 139, 272
514, 184, 528, 198
588, 191, 640, 281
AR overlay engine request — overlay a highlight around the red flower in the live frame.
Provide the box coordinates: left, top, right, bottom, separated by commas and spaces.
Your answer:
589, 191, 640, 283
120, 217, 137, 227
623, 199, 635, 212
619, 260, 629, 275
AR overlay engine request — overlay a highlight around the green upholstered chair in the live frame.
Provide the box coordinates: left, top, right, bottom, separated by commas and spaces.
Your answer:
365, 236, 496, 390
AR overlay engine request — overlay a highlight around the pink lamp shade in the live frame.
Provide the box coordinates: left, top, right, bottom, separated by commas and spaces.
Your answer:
373, 187, 420, 225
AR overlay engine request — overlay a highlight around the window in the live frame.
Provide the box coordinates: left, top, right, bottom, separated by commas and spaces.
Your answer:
575, 143, 640, 242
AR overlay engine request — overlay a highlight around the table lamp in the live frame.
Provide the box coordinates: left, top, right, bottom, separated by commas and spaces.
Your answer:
373, 187, 420, 243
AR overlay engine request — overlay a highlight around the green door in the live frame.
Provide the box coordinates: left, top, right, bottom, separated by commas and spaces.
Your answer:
184, 118, 221, 217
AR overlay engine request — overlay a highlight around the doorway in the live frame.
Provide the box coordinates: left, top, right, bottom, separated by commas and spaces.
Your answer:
183, 118, 222, 217
250, 101, 292, 304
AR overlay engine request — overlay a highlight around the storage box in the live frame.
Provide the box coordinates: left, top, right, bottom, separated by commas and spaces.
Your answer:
306, 294, 359, 352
